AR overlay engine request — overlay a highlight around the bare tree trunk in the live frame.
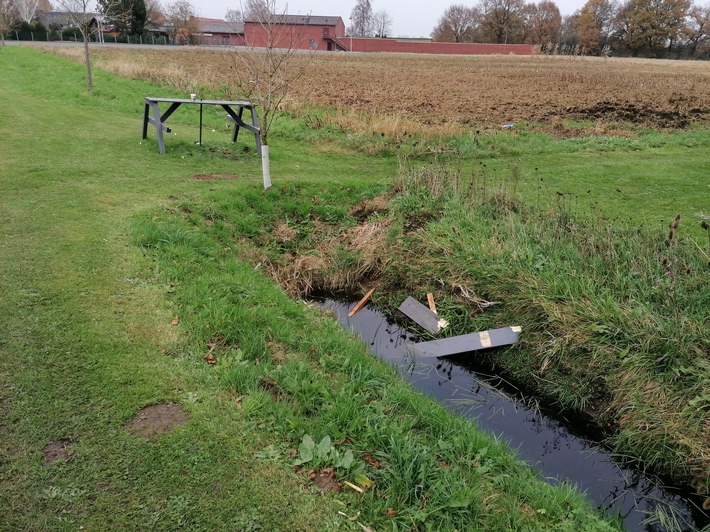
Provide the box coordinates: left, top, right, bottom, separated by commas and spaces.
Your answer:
83, 34, 93, 92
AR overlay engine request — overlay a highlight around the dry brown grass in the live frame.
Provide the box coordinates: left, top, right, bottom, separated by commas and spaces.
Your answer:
44, 45, 710, 134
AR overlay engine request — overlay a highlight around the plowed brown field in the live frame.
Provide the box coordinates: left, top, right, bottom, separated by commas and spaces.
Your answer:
50, 46, 710, 132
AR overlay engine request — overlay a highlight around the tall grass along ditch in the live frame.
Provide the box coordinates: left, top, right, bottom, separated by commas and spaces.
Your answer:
319, 298, 708, 530
167, 159, 709, 518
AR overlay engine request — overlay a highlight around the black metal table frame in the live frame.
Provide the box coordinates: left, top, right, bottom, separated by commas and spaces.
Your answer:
142, 97, 262, 155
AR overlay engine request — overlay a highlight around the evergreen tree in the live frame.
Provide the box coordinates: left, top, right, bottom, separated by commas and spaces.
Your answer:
99, 0, 147, 35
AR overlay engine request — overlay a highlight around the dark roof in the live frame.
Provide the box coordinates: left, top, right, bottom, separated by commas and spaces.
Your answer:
198, 19, 244, 34
39, 11, 98, 28
244, 15, 343, 26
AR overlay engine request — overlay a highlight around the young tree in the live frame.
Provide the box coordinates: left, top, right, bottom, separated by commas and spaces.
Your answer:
350, 0, 373, 37
431, 4, 479, 42
55, 0, 102, 90
234, 0, 314, 188
12, 0, 40, 22
479, 0, 526, 43
372, 9, 392, 37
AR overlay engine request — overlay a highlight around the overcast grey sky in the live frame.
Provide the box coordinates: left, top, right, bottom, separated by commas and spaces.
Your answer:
192, 0, 587, 39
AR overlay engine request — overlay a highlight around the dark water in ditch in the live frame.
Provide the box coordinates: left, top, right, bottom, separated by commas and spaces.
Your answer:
319, 299, 710, 532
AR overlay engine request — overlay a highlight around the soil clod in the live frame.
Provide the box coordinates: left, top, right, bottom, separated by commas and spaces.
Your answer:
42, 438, 74, 466
124, 403, 188, 439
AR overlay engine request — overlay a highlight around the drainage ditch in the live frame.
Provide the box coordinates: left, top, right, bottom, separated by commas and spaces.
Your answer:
319, 298, 710, 531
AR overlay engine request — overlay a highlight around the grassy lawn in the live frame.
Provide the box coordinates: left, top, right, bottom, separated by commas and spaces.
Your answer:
0, 46, 626, 531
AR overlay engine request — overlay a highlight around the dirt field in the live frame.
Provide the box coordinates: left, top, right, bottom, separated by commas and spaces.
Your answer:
50, 45, 710, 132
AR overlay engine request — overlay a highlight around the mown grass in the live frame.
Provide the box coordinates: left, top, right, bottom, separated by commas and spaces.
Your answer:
0, 46, 623, 530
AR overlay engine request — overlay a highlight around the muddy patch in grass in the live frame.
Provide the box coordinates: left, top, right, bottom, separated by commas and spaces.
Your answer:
267, 341, 291, 365
43, 439, 74, 466
349, 193, 391, 221
308, 468, 342, 493
124, 403, 188, 439
193, 174, 240, 181
564, 101, 708, 128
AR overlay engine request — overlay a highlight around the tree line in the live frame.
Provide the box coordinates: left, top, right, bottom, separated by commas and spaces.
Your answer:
431, 0, 710, 58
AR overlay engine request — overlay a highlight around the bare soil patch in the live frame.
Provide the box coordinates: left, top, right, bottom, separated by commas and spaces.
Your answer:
124, 403, 188, 439
43, 438, 74, 465
350, 193, 391, 221
308, 468, 341, 493
267, 341, 291, 365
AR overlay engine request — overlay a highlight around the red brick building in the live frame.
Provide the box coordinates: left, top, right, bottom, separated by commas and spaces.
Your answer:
195, 18, 246, 46
192, 14, 536, 56
348, 38, 536, 55
244, 15, 347, 51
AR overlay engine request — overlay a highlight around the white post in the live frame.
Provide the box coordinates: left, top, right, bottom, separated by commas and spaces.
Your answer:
261, 145, 272, 189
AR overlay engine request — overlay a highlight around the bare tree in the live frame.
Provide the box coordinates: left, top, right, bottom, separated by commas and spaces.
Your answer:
12, 0, 40, 22
683, 2, 710, 55
225, 1, 269, 28
479, 0, 526, 43
243, 0, 269, 20
431, 4, 479, 42
145, 0, 162, 25
55, 0, 95, 90
372, 9, 392, 37
350, 0, 373, 37
234, 0, 313, 188
164, 0, 198, 44
225, 8, 242, 22
53, 0, 127, 90
1, 0, 18, 44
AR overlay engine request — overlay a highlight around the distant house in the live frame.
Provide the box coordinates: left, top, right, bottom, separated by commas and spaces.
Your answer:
38, 11, 99, 32
194, 17, 246, 46
244, 15, 347, 51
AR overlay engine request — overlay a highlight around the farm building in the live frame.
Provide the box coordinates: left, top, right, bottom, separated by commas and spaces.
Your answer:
194, 18, 246, 47
244, 15, 347, 51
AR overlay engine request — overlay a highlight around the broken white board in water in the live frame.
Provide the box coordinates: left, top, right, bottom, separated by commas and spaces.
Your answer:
406, 326, 521, 358
398, 296, 449, 335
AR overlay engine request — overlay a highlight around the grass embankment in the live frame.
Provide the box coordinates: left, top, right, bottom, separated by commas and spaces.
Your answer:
70, 45, 710, 504
0, 46, 620, 530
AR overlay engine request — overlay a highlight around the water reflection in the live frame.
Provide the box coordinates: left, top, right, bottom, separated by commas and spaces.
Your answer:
320, 299, 709, 532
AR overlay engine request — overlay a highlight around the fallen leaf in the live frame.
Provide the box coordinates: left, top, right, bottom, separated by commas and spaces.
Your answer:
354, 474, 374, 490
386, 508, 398, 517
362, 453, 382, 468
204, 353, 216, 365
